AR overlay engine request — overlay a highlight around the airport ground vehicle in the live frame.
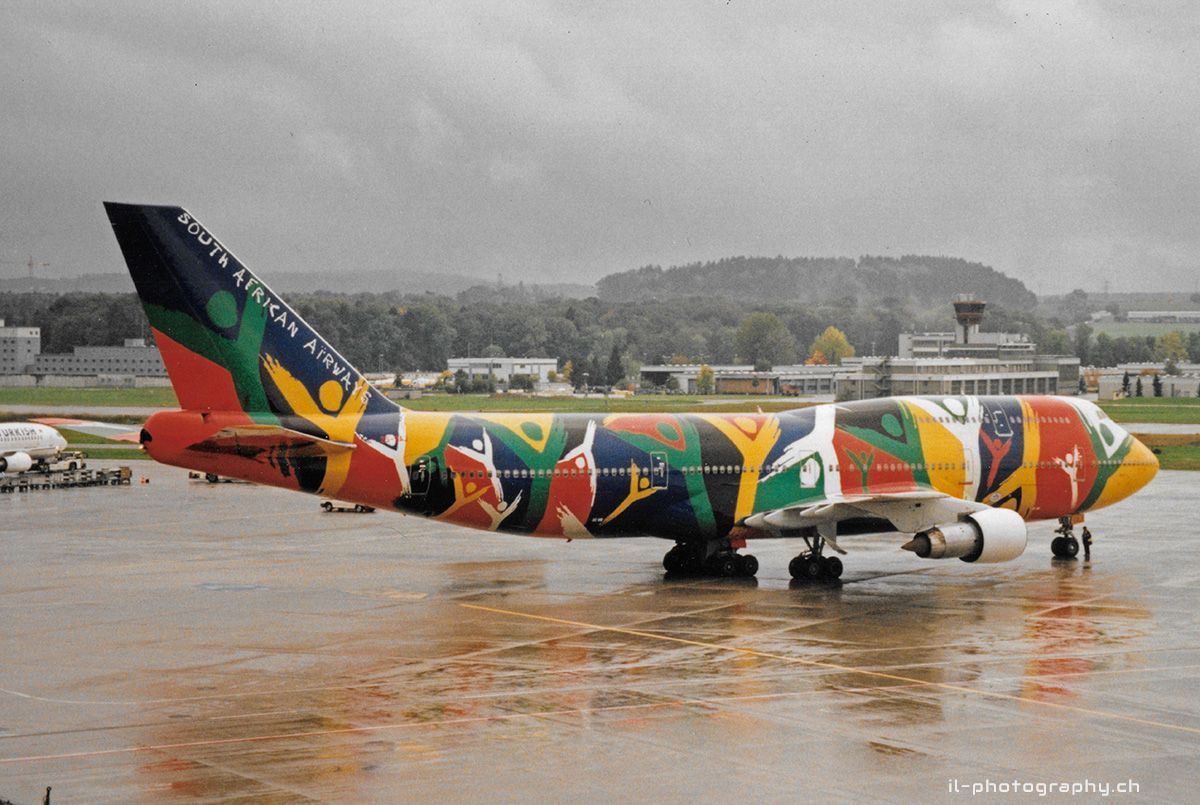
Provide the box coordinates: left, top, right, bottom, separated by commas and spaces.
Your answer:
320, 500, 376, 513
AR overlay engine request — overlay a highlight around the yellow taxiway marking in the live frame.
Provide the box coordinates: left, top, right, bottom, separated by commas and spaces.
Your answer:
459, 602, 1200, 736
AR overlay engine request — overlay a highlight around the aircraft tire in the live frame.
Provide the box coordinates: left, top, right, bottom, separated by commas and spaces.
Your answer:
663, 545, 692, 575
803, 556, 824, 580
789, 556, 806, 580
708, 555, 738, 577
1062, 537, 1079, 558
738, 554, 759, 578
822, 556, 843, 579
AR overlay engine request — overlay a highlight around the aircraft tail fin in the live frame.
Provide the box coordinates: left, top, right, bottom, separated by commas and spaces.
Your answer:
103, 203, 395, 424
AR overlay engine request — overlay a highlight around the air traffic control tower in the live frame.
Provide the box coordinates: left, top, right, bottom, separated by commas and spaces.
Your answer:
953, 294, 987, 345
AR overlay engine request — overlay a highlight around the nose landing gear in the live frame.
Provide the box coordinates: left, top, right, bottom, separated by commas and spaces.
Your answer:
1051, 517, 1081, 559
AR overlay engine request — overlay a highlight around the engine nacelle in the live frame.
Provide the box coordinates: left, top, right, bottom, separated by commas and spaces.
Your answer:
903, 507, 1028, 564
0, 452, 33, 474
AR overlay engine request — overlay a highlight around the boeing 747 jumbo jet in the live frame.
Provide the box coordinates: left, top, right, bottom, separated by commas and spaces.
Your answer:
103, 203, 1158, 580
0, 422, 68, 473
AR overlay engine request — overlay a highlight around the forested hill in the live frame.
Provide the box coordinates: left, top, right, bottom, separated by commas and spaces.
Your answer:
596, 255, 1037, 310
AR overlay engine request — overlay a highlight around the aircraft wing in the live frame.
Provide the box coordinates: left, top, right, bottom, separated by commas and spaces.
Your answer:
31, 417, 142, 443
740, 490, 991, 536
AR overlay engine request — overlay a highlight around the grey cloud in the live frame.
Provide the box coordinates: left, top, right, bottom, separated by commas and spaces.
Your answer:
1, 0, 1197, 294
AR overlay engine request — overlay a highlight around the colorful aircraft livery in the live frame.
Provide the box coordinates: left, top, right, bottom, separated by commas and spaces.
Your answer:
104, 203, 1158, 580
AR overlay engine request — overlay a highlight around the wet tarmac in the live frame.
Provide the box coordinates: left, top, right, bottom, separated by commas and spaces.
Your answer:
1, 464, 1198, 803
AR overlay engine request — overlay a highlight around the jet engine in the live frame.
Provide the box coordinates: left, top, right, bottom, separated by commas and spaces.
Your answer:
0, 452, 33, 473
902, 507, 1027, 563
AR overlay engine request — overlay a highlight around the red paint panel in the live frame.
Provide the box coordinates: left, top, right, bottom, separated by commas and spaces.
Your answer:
1028, 399, 1092, 518
338, 435, 405, 510
832, 430, 919, 494
153, 327, 242, 412
534, 451, 596, 535
603, 414, 687, 452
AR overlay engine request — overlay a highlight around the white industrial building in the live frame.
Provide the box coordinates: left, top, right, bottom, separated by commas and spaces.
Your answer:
447, 357, 558, 384
32, 338, 166, 377
0, 320, 41, 374
0, 322, 167, 385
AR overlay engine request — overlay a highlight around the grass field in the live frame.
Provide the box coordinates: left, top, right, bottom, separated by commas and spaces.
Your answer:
0, 386, 178, 408
1131, 433, 1200, 471
71, 446, 149, 462
400, 394, 813, 414
53, 426, 149, 461
0, 385, 811, 414
1097, 397, 1200, 424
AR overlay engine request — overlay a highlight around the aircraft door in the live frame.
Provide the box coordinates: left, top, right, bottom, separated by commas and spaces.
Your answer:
649, 452, 669, 490
408, 455, 437, 497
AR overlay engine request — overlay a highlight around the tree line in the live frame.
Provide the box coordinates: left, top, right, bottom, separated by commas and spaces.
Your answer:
1, 291, 1196, 384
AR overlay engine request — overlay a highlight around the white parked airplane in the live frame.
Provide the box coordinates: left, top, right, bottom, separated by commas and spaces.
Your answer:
0, 422, 68, 473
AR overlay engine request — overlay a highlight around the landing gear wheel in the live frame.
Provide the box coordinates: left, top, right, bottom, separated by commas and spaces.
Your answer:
738, 554, 759, 578
789, 555, 806, 579
663, 545, 690, 574
803, 556, 824, 580
707, 554, 738, 578
822, 556, 843, 579
1051, 536, 1079, 558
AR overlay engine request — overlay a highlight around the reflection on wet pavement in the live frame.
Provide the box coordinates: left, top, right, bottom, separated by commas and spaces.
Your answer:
1, 465, 1198, 802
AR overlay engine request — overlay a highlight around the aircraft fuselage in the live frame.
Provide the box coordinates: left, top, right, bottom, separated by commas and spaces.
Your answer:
141, 393, 1157, 544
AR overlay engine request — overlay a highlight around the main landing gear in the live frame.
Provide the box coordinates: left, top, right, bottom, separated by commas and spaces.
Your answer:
1051, 516, 1080, 559
788, 528, 843, 582
663, 540, 758, 578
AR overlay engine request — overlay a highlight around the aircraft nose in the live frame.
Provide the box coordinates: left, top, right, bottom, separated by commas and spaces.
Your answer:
1095, 435, 1159, 509
1128, 436, 1160, 489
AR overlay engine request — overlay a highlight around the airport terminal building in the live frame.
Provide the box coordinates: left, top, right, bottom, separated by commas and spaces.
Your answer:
834, 356, 1073, 401
0, 321, 167, 386
639, 298, 1080, 399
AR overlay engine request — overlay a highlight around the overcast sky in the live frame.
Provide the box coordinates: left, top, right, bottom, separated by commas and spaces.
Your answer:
2, 1, 1197, 295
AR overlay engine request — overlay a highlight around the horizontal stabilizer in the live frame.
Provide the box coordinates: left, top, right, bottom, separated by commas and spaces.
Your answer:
190, 424, 356, 458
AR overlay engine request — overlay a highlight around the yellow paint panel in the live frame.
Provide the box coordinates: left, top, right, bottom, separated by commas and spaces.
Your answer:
404, 412, 453, 464
698, 414, 780, 521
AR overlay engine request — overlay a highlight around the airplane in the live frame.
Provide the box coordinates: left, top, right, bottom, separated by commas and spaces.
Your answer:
102, 202, 1159, 581
0, 422, 68, 473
